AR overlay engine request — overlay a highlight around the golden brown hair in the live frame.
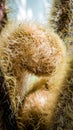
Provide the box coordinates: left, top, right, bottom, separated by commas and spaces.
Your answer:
0, 0, 73, 130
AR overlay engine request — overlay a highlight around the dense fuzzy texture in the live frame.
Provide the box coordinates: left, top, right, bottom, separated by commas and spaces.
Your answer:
0, 0, 73, 130
16, 54, 73, 130
0, 0, 7, 32
15, 44, 68, 130
1, 23, 66, 75
0, 22, 67, 130
48, 0, 73, 129
0, 67, 18, 130
0, 23, 66, 104
49, 0, 73, 40
51, 56, 73, 130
